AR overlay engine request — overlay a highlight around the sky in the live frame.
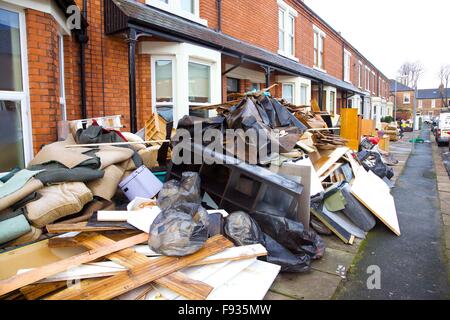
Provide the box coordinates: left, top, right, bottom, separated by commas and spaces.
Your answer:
303, 0, 450, 89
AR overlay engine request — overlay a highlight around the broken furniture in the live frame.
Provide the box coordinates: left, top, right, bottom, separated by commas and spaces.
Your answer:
167, 143, 307, 228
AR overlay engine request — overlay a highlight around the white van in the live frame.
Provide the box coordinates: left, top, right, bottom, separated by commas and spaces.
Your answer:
436, 112, 450, 146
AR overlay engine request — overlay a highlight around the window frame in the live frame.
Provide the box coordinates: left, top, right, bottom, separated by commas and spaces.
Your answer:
365, 66, 370, 92
282, 83, 295, 104
188, 59, 212, 106
343, 49, 351, 83
57, 32, 67, 121
313, 26, 326, 71
300, 84, 308, 105
145, 0, 207, 26
151, 56, 176, 118
0, 3, 33, 167
358, 61, 362, 88
403, 93, 411, 104
277, 0, 298, 61
431, 99, 436, 108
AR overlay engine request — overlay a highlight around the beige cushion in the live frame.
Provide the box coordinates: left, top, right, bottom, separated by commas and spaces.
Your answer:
121, 132, 146, 151
0, 178, 44, 212
87, 165, 125, 201
26, 182, 93, 228
28, 136, 93, 169
95, 146, 134, 169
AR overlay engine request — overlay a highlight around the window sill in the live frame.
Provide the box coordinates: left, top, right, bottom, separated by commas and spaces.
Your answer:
313, 66, 327, 73
278, 50, 299, 62
146, 1, 208, 26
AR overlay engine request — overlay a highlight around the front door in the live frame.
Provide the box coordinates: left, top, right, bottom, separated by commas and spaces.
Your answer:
0, 5, 32, 172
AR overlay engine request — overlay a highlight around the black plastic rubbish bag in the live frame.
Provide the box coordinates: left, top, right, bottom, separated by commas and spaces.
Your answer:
335, 182, 376, 232
148, 207, 208, 257
262, 233, 311, 273
252, 212, 325, 260
223, 211, 265, 246
224, 211, 312, 273
157, 172, 201, 210
357, 151, 394, 180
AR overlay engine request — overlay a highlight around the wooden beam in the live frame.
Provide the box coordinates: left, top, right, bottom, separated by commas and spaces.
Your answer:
46, 222, 128, 234
45, 235, 233, 300
0, 233, 148, 296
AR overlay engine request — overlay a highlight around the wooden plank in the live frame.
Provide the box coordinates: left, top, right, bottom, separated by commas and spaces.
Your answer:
45, 235, 234, 300
351, 167, 401, 236
314, 147, 350, 177
46, 222, 128, 234
0, 233, 148, 296
76, 234, 215, 300
20, 281, 67, 300
65, 140, 170, 148
17, 262, 127, 283
319, 162, 343, 182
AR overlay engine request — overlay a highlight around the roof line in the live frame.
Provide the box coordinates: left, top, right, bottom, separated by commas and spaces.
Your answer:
294, 0, 388, 79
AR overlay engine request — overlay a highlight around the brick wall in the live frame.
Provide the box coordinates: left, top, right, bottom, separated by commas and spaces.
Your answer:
25, 9, 61, 153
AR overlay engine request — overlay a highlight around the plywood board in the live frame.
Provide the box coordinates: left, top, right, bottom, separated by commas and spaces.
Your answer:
0, 233, 148, 296
206, 260, 281, 300
351, 167, 400, 236
340, 108, 360, 151
314, 147, 350, 177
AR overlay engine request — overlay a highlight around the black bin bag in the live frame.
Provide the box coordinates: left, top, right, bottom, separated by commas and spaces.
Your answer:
224, 211, 312, 273
149, 172, 208, 256
157, 171, 202, 210
148, 206, 208, 257
252, 211, 325, 260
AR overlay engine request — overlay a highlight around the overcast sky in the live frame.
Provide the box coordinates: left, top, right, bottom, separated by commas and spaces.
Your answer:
303, 0, 450, 89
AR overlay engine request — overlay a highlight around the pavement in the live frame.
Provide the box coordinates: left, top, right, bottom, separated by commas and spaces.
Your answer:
264, 131, 416, 300
335, 127, 449, 300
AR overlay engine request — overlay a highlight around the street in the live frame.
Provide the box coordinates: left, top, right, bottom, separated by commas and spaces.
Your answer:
335, 127, 450, 299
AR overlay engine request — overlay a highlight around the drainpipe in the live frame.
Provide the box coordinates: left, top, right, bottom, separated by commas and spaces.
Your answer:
76, 0, 88, 120
216, 0, 222, 32
127, 28, 138, 133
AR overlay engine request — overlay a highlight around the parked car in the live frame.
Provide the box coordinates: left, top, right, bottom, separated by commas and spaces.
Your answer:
435, 113, 450, 146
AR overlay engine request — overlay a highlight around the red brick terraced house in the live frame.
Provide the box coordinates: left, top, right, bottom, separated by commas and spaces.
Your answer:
0, 0, 392, 171
416, 88, 450, 119
389, 80, 415, 121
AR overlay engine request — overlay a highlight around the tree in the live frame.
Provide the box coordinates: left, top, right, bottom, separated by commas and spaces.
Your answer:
438, 65, 450, 108
398, 61, 424, 89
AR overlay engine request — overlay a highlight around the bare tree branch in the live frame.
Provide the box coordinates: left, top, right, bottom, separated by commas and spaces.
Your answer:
438, 65, 450, 107
398, 61, 424, 89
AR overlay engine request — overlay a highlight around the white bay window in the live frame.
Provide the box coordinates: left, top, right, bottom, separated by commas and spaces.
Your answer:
144, 42, 221, 124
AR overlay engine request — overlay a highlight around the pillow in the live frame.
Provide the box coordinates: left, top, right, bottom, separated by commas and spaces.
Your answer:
26, 182, 93, 228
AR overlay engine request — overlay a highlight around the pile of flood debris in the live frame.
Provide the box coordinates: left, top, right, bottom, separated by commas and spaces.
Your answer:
0, 89, 401, 300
